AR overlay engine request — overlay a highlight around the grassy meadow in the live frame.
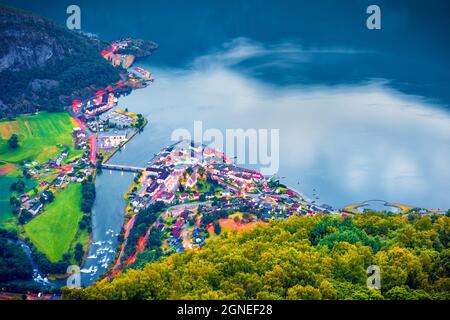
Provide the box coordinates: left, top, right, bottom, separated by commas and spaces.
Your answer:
24, 183, 84, 262
0, 112, 83, 227
0, 175, 18, 230
0, 112, 80, 164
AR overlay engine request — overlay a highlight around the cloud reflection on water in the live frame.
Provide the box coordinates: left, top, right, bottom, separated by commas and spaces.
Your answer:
122, 39, 450, 208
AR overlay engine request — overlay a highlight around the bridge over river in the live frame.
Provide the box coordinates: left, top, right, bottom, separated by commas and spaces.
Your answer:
101, 163, 145, 173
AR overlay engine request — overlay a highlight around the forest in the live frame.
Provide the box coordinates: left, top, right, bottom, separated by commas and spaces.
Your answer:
0, 231, 32, 283
63, 211, 450, 300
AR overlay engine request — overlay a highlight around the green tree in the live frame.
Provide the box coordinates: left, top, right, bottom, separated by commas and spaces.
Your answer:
330, 242, 371, 284
287, 285, 322, 300
213, 221, 221, 235
9, 196, 20, 207
74, 243, 84, 265
374, 246, 427, 291
0, 238, 33, 281
62, 214, 450, 300
10, 180, 25, 193
8, 133, 19, 149
46, 191, 55, 203
18, 210, 33, 224
136, 114, 145, 128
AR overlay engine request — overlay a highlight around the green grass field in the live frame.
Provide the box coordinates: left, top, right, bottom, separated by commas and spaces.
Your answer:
0, 112, 83, 228
0, 175, 17, 229
69, 227, 89, 264
0, 112, 81, 164
24, 183, 84, 262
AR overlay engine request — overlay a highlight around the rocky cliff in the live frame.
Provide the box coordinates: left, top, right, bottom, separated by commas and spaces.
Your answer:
0, 5, 121, 118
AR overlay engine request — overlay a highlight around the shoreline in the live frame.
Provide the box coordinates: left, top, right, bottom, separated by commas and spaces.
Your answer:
102, 117, 149, 165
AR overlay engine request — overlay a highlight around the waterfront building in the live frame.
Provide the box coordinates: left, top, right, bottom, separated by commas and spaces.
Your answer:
99, 134, 127, 149
128, 66, 152, 80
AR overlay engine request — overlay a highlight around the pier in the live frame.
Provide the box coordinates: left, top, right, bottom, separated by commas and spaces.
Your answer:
101, 163, 145, 173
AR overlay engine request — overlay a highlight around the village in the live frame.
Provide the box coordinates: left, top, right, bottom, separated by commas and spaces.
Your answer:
113, 140, 335, 269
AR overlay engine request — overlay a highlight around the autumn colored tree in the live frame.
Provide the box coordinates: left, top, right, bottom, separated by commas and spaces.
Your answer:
63, 213, 450, 300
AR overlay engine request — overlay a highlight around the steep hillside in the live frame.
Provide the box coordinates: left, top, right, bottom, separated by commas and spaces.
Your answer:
63, 212, 450, 300
0, 5, 121, 118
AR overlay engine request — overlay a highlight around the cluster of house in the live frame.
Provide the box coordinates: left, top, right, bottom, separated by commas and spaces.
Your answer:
85, 119, 106, 133
22, 150, 70, 182
71, 80, 128, 117
128, 141, 227, 212
101, 39, 153, 82
86, 110, 135, 134
98, 132, 128, 149
16, 192, 43, 216
191, 226, 207, 247
163, 214, 206, 253
100, 110, 136, 129
83, 92, 117, 119
178, 192, 215, 203
124, 141, 337, 255
56, 152, 93, 188
101, 42, 135, 69
16, 150, 95, 219
73, 127, 88, 150
23, 161, 42, 177
168, 217, 186, 252
128, 66, 152, 81
127, 140, 331, 216
26, 199, 43, 216
163, 208, 207, 252
207, 164, 264, 193
111, 38, 148, 52
128, 167, 178, 212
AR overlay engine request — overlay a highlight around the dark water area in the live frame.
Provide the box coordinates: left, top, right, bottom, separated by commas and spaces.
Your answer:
4, 0, 450, 107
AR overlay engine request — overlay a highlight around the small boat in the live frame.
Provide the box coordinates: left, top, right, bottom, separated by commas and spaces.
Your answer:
81, 266, 94, 273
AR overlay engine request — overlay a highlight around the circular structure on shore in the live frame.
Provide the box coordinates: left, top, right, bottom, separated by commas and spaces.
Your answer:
356, 200, 401, 213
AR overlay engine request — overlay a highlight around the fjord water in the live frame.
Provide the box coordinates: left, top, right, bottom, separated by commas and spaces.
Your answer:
80, 171, 133, 286
110, 63, 450, 209
5, 0, 450, 285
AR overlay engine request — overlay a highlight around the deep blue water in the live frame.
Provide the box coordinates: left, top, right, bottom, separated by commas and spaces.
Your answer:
4, 0, 450, 107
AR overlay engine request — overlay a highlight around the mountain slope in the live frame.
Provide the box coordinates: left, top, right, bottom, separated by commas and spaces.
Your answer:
0, 5, 121, 118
